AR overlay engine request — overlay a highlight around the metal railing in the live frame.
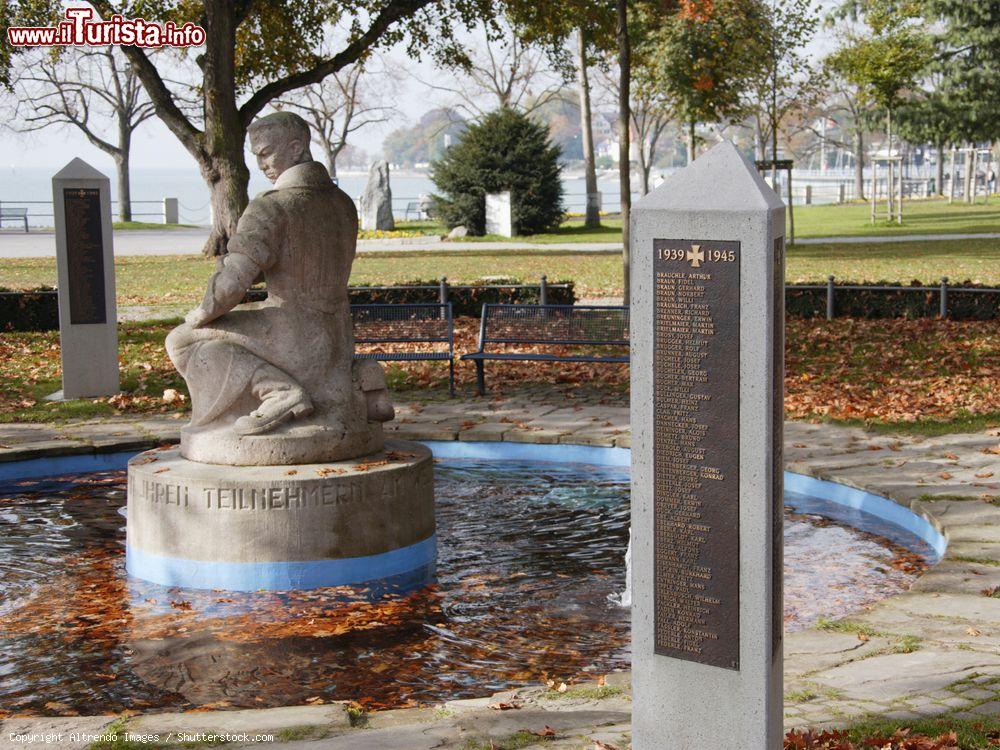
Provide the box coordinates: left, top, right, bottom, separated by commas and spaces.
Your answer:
0, 198, 182, 225
789, 276, 1000, 320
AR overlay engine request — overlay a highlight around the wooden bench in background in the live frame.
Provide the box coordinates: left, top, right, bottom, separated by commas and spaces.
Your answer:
461, 304, 629, 395
352, 303, 456, 396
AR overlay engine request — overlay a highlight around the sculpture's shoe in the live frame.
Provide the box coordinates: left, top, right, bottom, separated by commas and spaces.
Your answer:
233, 391, 313, 436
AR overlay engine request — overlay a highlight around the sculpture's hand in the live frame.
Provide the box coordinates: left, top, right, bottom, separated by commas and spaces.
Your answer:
185, 307, 211, 329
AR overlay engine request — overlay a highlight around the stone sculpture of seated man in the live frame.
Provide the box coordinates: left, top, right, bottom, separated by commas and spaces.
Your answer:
166, 111, 393, 466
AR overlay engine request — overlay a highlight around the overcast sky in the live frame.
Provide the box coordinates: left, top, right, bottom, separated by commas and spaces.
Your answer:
0, 1, 839, 172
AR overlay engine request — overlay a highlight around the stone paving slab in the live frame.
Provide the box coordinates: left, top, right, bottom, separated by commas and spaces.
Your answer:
2, 399, 1000, 746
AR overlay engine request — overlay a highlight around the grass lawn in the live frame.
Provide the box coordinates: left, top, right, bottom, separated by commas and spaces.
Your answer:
405, 199, 1000, 241
3, 238, 1000, 304
112, 221, 197, 230
793, 197, 1000, 239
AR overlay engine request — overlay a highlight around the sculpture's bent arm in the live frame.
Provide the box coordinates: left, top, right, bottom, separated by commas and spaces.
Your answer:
188, 195, 283, 328
196, 252, 262, 324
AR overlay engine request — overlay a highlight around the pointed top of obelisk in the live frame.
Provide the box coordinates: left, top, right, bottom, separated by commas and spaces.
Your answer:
53, 158, 109, 182
634, 140, 784, 213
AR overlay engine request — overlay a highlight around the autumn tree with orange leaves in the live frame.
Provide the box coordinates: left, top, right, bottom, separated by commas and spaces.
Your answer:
642, 0, 769, 160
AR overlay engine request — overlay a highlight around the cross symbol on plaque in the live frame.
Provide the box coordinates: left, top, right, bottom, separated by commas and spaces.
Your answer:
687, 244, 704, 268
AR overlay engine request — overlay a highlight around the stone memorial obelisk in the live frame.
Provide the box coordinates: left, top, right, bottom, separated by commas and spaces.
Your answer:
630, 141, 785, 748
126, 113, 436, 592
50, 158, 120, 399
485, 191, 513, 236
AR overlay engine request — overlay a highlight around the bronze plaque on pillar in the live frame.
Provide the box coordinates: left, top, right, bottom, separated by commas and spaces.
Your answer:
63, 187, 107, 325
653, 238, 740, 670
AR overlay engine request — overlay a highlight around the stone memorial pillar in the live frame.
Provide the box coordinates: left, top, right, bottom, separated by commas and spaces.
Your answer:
485, 191, 513, 236
360, 160, 395, 231
50, 158, 120, 400
629, 141, 785, 748
163, 197, 179, 224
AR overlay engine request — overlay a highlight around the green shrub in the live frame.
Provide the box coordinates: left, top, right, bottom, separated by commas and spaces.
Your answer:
0, 287, 58, 331
430, 107, 564, 235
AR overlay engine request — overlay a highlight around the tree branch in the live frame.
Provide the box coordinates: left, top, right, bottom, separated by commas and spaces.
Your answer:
240, 0, 432, 127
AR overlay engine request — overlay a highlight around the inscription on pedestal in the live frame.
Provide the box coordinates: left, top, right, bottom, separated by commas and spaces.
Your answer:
653, 238, 740, 670
63, 187, 107, 325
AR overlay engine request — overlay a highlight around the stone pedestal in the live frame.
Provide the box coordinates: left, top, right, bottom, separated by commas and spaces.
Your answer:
126, 440, 435, 592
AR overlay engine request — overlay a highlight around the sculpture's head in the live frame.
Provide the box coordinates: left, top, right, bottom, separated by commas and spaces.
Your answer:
248, 112, 313, 183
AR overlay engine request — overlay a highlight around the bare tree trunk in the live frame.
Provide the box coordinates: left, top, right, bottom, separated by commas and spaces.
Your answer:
576, 28, 600, 228
200, 0, 250, 256
687, 120, 696, 163
854, 128, 865, 201
934, 141, 944, 196
641, 156, 651, 196
115, 147, 132, 223
617, 0, 630, 305
964, 145, 974, 204
323, 143, 338, 180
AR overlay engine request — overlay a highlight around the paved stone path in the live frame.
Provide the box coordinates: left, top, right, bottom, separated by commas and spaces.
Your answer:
1, 397, 998, 748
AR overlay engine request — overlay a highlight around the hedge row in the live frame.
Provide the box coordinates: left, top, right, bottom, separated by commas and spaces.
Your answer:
1, 281, 576, 332
786, 281, 1000, 320
0, 288, 59, 332
7, 282, 998, 332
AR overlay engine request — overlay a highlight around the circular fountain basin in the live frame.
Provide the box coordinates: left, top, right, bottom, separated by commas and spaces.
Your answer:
0, 441, 945, 715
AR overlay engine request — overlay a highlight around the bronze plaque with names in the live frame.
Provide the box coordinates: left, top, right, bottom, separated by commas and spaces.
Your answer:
63, 187, 107, 325
653, 238, 740, 670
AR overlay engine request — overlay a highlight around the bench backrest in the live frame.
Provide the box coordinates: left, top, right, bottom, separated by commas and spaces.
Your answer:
352, 303, 453, 346
477, 304, 629, 349
0, 207, 27, 217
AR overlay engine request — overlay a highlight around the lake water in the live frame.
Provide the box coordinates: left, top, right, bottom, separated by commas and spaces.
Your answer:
1, 166, 633, 226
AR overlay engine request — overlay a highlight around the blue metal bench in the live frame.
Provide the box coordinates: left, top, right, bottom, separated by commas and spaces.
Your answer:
352, 303, 455, 396
461, 304, 629, 395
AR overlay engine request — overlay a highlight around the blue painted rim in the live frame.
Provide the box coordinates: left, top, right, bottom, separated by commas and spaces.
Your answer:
784, 472, 947, 561
126, 534, 437, 593
0, 440, 947, 572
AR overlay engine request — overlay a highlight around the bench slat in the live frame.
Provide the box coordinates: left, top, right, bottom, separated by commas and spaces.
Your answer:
462, 352, 627, 363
